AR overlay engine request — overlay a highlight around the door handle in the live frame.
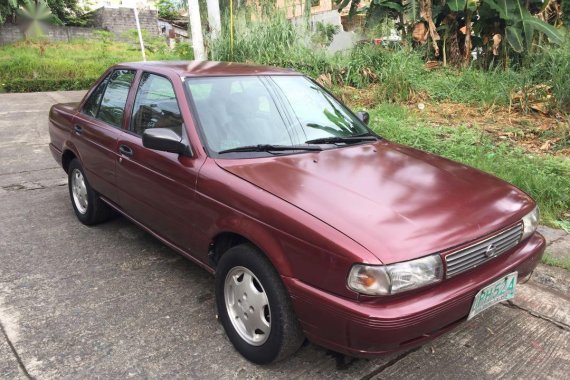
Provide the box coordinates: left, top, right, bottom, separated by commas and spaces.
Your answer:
74, 124, 83, 135
119, 144, 133, 157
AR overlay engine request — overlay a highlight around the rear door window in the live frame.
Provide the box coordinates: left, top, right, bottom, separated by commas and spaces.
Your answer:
82, 75, 110, 118
93, 69, 135, 128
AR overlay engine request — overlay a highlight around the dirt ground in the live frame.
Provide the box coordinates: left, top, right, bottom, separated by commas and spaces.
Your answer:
337, 85, 570, 157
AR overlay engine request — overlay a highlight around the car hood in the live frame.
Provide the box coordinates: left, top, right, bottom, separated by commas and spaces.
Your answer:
215, 141, 533, 264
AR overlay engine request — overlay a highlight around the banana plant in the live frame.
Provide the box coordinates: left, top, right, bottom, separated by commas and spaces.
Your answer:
484, 0, 564, 53
403, 0, 419, 23
447, 0, 480, 64
447, 0, 480, 12
18, 0, 53, 39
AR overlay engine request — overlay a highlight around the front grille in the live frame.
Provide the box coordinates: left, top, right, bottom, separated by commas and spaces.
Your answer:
445, 223, 523, 278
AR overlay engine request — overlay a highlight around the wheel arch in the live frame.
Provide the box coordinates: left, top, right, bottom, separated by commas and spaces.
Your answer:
208, 223, 294, 277
62, 149, 77, 173
61, 141, 81, 173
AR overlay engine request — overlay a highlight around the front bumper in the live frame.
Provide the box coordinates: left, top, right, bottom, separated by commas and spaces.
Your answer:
284, 232, 545, 357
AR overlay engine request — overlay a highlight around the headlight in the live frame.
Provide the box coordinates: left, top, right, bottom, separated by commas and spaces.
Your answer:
347, 254, 443, 296
521, 207, 539, 240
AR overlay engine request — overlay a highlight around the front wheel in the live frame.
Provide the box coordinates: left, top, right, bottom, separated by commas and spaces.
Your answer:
215, 244, 304, 364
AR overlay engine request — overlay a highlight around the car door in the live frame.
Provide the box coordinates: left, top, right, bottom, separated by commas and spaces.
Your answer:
72, 69, 136, 203
115, 72, 206, 258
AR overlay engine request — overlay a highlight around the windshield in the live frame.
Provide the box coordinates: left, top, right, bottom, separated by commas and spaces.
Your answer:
185, 75, 372, 155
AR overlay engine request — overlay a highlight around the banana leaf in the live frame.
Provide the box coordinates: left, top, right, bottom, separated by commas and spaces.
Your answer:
506, 25, 524, 52
447, 0, 467, 12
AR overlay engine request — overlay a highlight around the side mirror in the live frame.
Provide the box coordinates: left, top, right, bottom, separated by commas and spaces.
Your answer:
356, 111, 370, 125
143, 128, 187, 154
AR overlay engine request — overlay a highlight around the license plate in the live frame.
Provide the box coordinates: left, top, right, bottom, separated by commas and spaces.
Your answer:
467, 272, 517, 320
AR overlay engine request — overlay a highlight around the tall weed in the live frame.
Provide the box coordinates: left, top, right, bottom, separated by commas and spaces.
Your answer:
525, 41, 570, 112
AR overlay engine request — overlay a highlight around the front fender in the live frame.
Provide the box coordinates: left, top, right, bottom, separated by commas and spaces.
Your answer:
197, 159, 378, 299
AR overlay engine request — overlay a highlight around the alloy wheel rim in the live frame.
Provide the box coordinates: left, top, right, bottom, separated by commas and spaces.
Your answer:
224, 266, 271, 346
71, 169, 88, 214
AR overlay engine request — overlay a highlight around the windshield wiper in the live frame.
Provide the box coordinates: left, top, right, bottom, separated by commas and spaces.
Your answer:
218, 144, 323, 154
304, 135, 378, 145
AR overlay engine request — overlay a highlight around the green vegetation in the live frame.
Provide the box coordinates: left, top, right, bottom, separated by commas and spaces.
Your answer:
337, 0, 565, 68
0, 38, 181, 92
542, 254, 570, 271
367, 103, 570, 226
526, 41, 570, 112
212, 12, 569, 113
1, 0, 89, 26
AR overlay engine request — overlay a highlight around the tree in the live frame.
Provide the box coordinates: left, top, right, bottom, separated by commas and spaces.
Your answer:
1, 0, 20, 24
44, 0, 81, 24
18, 0, 54, 38
188, 0, 206, 60
157, 0, 179, 22
1, 0, 87, 25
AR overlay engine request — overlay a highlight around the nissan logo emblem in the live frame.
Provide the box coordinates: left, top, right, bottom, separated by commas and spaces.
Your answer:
485, 243, 497, 258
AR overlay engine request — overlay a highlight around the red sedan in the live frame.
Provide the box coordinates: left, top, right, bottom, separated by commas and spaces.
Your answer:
48, 61, 545, 364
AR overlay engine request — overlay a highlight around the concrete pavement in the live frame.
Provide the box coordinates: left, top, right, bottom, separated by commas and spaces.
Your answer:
0, 91, 569, 379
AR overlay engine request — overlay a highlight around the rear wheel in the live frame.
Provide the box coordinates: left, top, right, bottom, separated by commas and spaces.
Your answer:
68, 159, 113, 225
215, 244, 304, 364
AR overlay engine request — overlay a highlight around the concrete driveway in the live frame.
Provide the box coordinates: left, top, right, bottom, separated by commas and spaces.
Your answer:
0, 91, 569, 379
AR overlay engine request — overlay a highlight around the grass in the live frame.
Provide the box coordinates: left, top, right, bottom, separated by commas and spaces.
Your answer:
526, 40, 570, 112
367, 103, 570, 227
0, 38, 183, 92
417, 67, 524, 107
542, 254, 570, 271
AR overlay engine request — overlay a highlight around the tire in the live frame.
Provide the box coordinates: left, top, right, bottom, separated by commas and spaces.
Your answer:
68, 158, 113, 225
215, 244, 304, 364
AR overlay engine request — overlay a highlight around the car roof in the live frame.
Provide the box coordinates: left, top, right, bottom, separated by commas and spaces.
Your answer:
118, 60, 303, 77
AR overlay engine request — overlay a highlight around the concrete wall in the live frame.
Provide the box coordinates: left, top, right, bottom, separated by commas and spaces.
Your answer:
290, 9, 359, 53
276, 0, 335, 18
0, 6, 159, 45
78, 0, 157, 10
0, 24, 98, 45
93, 7, 159, 38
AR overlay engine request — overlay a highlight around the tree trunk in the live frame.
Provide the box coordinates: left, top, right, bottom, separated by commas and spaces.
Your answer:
206, 0, 221, 41
463, 10, 472, 66
419, 0, 440, 56
188, 0, 206, 60
449, 19, 461, 65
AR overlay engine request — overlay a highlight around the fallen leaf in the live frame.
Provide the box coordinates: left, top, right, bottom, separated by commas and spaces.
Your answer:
540, 138, 561, 150
531, 102, 549, 115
